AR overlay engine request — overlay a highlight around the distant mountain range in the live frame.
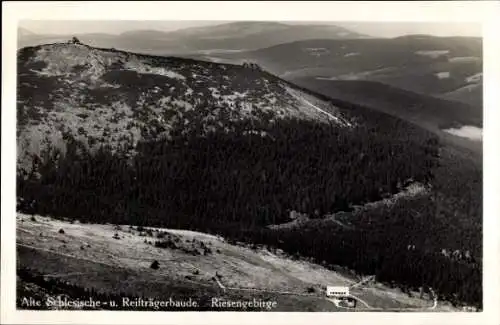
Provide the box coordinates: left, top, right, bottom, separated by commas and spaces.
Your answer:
18, 27, 35, 37
199, 36, 482, 108
17, 21, 369, 54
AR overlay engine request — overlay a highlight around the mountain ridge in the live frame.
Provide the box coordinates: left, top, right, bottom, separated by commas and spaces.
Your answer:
17, 41, 354, 173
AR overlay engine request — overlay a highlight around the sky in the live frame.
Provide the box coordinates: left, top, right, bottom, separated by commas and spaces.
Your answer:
19, 20, 482, 38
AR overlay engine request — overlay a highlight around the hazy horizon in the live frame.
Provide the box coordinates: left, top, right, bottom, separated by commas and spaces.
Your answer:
19, 20, 482, 38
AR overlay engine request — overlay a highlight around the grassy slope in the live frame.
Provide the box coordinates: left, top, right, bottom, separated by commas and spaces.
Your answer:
16, 214, 454, 311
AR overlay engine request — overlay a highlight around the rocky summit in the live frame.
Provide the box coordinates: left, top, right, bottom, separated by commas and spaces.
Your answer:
17, 42, 354, 173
